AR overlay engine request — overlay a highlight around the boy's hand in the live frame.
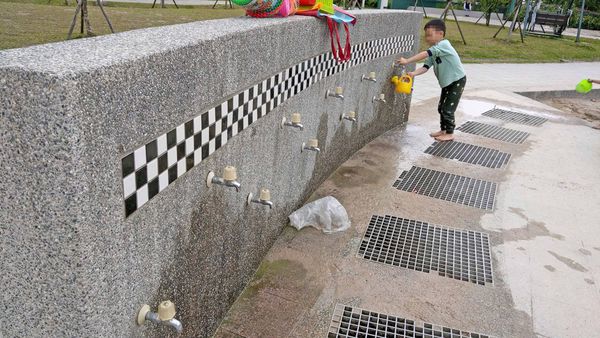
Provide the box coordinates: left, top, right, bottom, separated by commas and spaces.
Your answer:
396, 57, 409, 65
408, 71, 415, 77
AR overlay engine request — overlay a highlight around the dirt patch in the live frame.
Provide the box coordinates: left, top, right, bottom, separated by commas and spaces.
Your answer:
538, 97, 600, 129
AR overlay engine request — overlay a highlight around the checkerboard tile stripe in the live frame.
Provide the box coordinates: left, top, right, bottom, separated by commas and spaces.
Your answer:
122, 34, 416, 217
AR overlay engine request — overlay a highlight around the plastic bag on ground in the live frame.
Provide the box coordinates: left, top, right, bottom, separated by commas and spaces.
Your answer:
288, 196, 350, 234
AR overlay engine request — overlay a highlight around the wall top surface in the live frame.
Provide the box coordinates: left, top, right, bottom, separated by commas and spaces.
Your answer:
0, 9, 418, 76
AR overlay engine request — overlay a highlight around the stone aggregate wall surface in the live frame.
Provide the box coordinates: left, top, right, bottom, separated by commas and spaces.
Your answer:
0, 10, 421, 337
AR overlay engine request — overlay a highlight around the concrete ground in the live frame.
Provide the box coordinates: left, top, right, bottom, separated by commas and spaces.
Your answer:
213, 64, 600, 338
412, 62, 600, 103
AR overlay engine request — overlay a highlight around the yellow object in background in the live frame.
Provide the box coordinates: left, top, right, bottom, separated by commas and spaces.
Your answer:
391, 74, 413, 94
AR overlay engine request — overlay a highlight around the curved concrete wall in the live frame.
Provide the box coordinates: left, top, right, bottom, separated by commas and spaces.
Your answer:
0, 10, 421, 337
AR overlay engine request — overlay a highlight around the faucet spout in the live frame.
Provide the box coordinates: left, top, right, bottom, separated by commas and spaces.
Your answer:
225, 180, 241, 192
283, 121, 304, 131
303, 145, 321, 153
326, 90, 344, 100
211, 176, 241, 192
164, 318, 183, 334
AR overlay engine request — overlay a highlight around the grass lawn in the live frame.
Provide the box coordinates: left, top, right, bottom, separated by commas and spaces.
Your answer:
0, 0, 245, 50
1, 0, 600, 64
425, 20, 600, 63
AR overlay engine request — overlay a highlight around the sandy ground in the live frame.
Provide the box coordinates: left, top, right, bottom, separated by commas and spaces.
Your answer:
538, 97, 600, 129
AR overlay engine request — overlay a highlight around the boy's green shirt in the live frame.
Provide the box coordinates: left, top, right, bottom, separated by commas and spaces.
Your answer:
423, 39, 466, 88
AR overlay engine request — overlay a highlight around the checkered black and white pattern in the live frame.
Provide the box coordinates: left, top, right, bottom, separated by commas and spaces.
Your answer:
122, 34, 416, 217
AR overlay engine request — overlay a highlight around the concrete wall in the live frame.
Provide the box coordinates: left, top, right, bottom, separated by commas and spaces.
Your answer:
0, 10, 421, 337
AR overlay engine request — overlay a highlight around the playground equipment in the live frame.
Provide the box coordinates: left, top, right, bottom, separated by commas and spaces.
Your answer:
493, 0, 525, 43
525, 0, 576, 37
440, 0, 467, 44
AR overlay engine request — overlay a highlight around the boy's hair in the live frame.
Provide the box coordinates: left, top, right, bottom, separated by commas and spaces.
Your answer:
424, 19, 446, 37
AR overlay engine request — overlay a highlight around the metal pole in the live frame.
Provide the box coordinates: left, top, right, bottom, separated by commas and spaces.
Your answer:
575, 0, 585, 42
523, 0, 532, 30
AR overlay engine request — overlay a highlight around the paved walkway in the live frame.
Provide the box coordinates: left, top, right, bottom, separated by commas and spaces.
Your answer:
213, 64, 600, 338
412, 61, 600, 104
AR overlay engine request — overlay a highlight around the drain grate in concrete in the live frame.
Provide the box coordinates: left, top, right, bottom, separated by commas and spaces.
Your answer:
393, 166, 496, 210
424, 141, 511, 169
482, 108, 547, 126
328, 304, 494, 338
456, 121, 529, 144
358, 215, 493, 285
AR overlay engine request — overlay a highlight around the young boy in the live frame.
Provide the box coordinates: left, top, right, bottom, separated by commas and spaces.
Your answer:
396, 19, 466, 142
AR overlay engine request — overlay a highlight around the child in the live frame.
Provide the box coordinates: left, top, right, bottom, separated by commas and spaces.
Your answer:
463, 0, 472, 16
396, 19, 466, 142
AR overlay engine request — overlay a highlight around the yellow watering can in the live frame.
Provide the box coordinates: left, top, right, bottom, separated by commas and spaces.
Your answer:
391, 74, 413, 94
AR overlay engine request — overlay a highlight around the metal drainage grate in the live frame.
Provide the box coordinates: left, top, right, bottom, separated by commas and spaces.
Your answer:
456, 121, 529, 144
358, 215, 493, 285
424, 141, 511, 169
393, 166, 496, 210
482, 108, 547, 126
328, 304, 494, 338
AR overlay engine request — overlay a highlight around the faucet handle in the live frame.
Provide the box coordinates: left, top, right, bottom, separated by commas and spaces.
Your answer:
158, 300, 176, 321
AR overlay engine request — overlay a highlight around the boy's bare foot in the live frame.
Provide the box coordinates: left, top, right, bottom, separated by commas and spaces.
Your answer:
429, 130, 445, 137
435, 133, 454, 142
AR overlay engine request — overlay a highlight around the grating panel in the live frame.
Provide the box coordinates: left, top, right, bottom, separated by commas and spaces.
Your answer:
328, 304, 494, 338
482, 108, 547, 126
358, 215, 493, 285
393, 166, 496, 210
456, 121, 529, 144
424, 141, 511, 169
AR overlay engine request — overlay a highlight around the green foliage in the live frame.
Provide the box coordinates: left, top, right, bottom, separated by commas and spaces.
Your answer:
568, 10, 600, 29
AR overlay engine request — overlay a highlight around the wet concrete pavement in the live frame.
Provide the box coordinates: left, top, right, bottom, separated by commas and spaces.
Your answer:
213, 88, 600, 338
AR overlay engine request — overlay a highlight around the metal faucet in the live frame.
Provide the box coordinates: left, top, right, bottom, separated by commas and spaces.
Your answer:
210, 176, 241, 192
248, 197, 273, 209
372, 94, 387, 104
326, 89, 344, 100
137, 301, 183, 334
143, 310, 183, 334
302, 143, 321, 153
361, 74, 377, 83
206, 167, 241, 192
340, 113, 357, 123
282, 120, 304, 131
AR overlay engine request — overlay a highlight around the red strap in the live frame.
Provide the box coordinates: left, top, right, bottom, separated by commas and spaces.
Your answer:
341, 22, 351, 61
325, 18, 353, 63
326, 17, 339, 61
